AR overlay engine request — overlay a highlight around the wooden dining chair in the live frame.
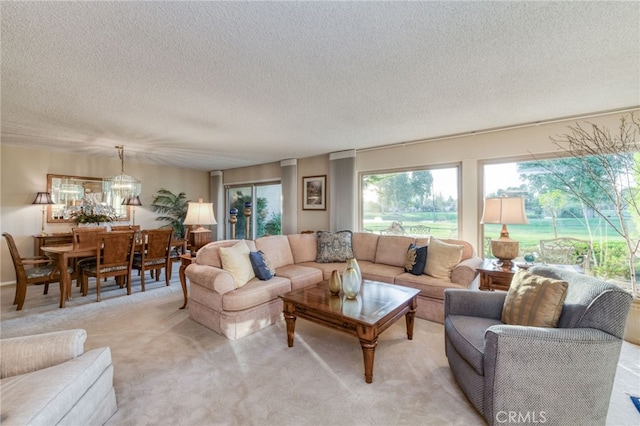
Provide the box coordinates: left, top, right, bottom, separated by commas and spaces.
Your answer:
132, 228, 173, 291
80, 230, 135, 302
2, 232, 67, 310
72, 226, 107, 288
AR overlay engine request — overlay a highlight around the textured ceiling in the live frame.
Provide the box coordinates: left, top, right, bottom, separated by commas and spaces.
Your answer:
1, 1, 639, 171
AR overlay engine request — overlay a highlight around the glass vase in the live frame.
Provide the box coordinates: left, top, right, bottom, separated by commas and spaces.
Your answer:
329, 270, 342, 296
342, 266, 361, 299
344, 258, 361, 284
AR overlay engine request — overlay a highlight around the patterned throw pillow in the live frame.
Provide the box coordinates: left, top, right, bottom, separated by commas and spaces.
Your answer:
249, 250, 276, 281
404, 244, 428, 275
502, 269, 569, 327
316, 230, 354, 263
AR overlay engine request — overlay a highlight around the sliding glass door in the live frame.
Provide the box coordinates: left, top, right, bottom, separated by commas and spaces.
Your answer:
226, 182, 281, 240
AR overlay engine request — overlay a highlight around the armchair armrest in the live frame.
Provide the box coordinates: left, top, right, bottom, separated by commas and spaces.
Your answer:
1, 329, 87, 379
451, 256, 483, 286
483, 325, 623, 424
185, 264, 235, 295
444, 289, 506, 320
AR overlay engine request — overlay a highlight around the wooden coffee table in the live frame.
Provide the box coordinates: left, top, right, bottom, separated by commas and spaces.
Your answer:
280, 280, 420, 383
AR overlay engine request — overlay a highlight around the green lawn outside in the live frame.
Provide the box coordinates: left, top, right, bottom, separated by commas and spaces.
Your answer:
362, 213, 634, 280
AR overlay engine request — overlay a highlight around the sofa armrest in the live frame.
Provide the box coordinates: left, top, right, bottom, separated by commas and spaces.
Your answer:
444, 289, 506, 320
483, 326, 623, 424
185, 264, 235, 295
1, 329, 87, 379
450, 256, 483, 286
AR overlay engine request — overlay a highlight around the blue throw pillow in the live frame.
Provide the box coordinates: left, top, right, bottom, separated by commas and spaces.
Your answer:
405, 244, 428, 275
249, 250, 275, 281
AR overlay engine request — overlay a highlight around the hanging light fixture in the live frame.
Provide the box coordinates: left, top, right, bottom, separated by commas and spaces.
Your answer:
103, 145, 141, 199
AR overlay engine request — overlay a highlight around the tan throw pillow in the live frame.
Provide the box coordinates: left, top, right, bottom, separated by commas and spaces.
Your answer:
424, 238, 463, 281
502, 269, 568, 327
219, 241, 256, 288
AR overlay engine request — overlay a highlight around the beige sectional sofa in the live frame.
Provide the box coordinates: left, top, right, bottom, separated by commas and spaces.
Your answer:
186, 232, 482, 340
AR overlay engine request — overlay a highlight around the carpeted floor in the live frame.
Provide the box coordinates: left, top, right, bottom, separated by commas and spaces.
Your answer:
1, 269, 639, 426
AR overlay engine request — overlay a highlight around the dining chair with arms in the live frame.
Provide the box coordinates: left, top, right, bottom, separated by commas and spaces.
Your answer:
2, 232, 69, 310
80, 230, 135, 302
132, 228, 173, 291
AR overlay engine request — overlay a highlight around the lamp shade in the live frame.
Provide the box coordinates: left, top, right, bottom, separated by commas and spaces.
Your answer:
480, 197, 528, 225
122, 196, 142, 206
32, 192, 55, 205
184, 199, 217, 227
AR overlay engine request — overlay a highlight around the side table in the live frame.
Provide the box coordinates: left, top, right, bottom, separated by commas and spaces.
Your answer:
478, 259, 517, 291
179, 254, 196, 309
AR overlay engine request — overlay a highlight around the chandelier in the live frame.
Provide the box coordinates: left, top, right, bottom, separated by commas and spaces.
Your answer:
103, 145, 141, 199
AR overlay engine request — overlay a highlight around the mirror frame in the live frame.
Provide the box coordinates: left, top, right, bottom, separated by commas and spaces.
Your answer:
46, 174, 130, 223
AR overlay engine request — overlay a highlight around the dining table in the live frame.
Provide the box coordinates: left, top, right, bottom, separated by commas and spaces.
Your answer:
41, 244, 97, 308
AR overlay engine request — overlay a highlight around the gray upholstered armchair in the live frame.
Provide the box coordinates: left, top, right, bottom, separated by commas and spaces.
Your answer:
444, 265, 633, 426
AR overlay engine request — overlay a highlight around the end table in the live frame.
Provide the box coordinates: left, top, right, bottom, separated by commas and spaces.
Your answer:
179, 253, 196, 309
478, 259, 517, 291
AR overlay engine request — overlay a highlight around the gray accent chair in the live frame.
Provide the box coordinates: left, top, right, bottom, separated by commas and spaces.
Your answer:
444, 265, 633, 426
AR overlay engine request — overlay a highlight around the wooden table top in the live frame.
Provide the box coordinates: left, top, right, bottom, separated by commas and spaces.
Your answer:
280, 280, 420, 325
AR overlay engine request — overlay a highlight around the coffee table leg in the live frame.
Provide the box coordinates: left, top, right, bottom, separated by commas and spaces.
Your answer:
283, 302, 296, 347
359, 338, 378, 384
405, 297, 417, 340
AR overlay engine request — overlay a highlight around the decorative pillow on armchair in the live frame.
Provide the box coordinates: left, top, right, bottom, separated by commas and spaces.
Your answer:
405, 244, 428, 275
316, 230, 354, 263
502, 269, 568, 327
249, 250, 276, 281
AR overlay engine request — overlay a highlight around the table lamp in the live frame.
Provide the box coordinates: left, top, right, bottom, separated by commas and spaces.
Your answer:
122, 196, 142, 225
480, 196, 528, 267
184, 198, 217, 231
32, 192, 55, 236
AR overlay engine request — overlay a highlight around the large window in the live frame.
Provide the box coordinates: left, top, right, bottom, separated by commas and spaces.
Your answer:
483, 157, 638, 282
226, 182, 281, 239
360, 166, 459, 239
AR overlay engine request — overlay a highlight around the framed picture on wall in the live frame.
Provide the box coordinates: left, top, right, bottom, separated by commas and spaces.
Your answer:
302, 175, 326, 210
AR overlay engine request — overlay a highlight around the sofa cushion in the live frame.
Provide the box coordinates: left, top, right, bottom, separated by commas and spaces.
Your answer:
374, 235, 416, 267
316, 230, 354, 262
222, 277, 291, 311
405, 244, 428, 275
275, 264, 324, 291
352, 232, 379, 262
287, 233, 317, 263
395, 272, 467, 300
360, 263, 404, 284
255, 235, 295, 269
502, 269, 568, 327
219, 241, 255, 288
249, 250, 275, 281
425, 238, 463, 280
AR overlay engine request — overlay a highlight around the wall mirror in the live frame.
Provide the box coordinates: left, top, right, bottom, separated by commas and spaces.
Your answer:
47, 174, 130, 223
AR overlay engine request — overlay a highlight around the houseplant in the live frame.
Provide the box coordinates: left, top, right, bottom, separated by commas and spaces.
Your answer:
150, 189, 189, 238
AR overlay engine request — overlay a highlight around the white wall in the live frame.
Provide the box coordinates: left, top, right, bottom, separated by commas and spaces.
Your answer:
1, 145, 209, 284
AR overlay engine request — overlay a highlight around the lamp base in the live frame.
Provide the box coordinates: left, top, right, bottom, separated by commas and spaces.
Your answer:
491, 237, 519, 267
